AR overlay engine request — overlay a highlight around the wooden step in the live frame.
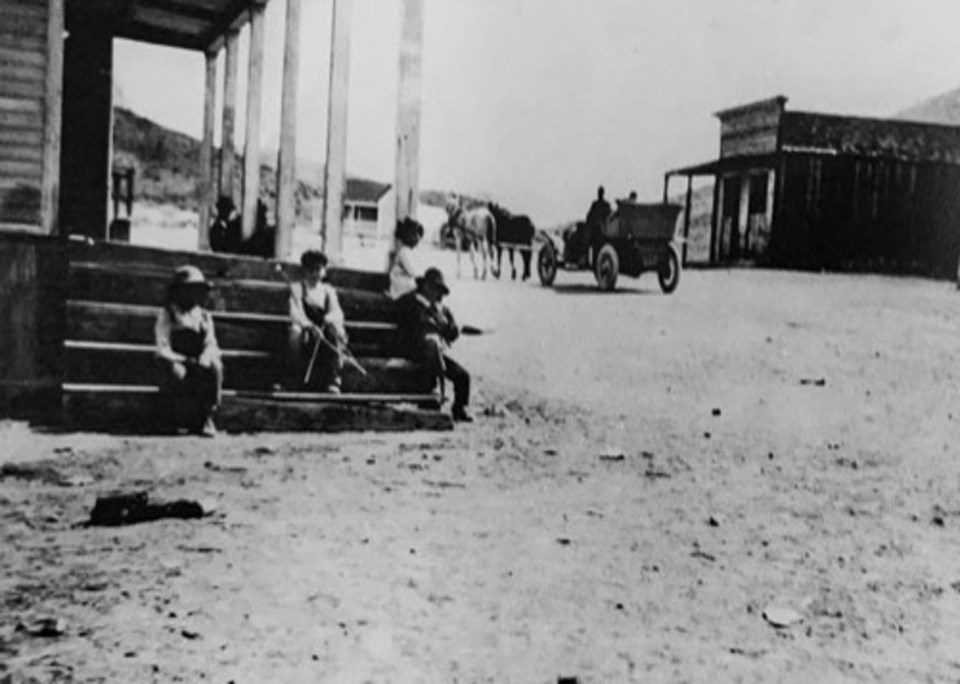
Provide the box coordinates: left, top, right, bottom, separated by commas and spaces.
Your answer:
68, 237, 390, 292
62, 385, 452, 433
63, 384, 442, 408
65, 301, 400, 356
68, 263, 398, 321
63, 341, 434, 394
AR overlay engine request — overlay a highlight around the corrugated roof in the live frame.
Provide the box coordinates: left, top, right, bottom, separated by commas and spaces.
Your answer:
781, 112, 960, 165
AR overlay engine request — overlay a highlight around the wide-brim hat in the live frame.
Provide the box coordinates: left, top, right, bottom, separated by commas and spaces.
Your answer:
416, 267, 449, 295
171, 265, 211, 289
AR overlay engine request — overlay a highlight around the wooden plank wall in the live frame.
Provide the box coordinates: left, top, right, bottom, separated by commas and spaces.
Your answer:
0, 0, 48, 230
0, 231, 66, 415
770, 154, 960, 277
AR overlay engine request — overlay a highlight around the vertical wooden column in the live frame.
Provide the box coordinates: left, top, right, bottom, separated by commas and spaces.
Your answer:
242, 3, 267, 241
738, 173, 751, 257
275, 0, 302, 261
710, 175, 722, 264
198, 49, 218, 250
682, 175, 693, 266
662, 174, 670, 203
322, 0, 353, 263
394, 0, 424, 243
764, 169, 776, 227
220, 29, 239, 203
42, 0, 64, 235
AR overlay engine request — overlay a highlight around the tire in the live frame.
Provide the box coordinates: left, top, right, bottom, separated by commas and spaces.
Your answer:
658, 246, 681, 294
538, 240, 558, 287
594, 243, 619, 291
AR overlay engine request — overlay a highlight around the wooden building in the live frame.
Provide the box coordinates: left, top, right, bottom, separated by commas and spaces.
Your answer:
343, 178, 391, 242
0, 0, 445, 430
666, 96, 960, 276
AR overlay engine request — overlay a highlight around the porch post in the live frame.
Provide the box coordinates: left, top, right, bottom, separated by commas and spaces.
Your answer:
682, 174, 693, 266
220, 28, 240, 203
710, 175, 723, 264
41, 0, 64, 235
198, 49, 218, 250
242, 3, 267, 241
322, 0, 353, 264
275, 0, 302, 260
394, 0, 424, 245
662, 173, 670, 203
738, 173, 751, 256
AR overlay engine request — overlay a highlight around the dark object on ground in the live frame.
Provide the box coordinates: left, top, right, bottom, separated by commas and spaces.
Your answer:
88, 490, 207, 526
799, 377, 827, 386
0, 461, 67, 485
16, 617, 67, 638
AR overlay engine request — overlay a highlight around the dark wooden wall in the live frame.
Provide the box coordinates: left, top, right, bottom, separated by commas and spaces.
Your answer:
59, 6, 113, 239
0, 0, 47, 229
0, 232, 66, 415
769, 154, 960, 277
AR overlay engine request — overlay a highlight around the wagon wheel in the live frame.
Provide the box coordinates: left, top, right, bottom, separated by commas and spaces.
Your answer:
537, 240, 558, 287
658, 246, 681, 294
594, 243, 619, 291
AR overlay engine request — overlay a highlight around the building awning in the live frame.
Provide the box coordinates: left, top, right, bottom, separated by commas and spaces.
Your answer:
666, 153, 780, 178
69, 0, 264, 51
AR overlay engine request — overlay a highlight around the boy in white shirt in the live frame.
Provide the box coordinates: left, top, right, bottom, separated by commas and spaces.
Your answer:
288, 250, 347, 393
388, 217, 424, 299
155, 265, 222, 437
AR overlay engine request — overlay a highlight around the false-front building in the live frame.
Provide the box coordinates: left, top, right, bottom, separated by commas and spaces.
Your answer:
667, 96, 960, 277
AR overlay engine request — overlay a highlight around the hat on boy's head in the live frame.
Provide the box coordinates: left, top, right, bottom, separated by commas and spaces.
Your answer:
171, 265, 210, 289
416, 267, 449, 296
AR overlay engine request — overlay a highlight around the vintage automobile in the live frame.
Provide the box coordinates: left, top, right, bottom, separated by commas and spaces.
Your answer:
537, 201, 683, 292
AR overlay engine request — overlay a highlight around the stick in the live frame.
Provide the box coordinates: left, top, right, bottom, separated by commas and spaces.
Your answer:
315, 330, 368, 376
303, 333, 322, 385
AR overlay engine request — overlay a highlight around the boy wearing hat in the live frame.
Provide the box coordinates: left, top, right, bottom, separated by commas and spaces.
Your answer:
395, 267, 472, 422
288, 250, 347, 393
155, 265, 223, 437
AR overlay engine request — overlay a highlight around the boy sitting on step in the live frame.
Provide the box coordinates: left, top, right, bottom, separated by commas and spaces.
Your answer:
288, 250, 347, 393
155, 265, 223, 437
395, 268, 473, 422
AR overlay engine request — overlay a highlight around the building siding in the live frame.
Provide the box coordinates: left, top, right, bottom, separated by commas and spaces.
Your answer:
770, 153, 960, 276
0, 0, 48, 229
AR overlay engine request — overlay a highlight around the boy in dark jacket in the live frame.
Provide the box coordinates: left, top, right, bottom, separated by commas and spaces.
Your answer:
395, 268, 472, 422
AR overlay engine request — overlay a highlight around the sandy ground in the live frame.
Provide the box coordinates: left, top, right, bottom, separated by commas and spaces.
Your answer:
4, 263, 960, 683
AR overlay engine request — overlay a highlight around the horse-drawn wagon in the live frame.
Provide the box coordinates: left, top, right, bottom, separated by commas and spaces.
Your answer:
537, 201, 684, 292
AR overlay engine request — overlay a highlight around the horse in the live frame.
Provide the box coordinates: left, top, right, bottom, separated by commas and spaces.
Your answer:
444, 203, 497, 279
487, 203, 537, 280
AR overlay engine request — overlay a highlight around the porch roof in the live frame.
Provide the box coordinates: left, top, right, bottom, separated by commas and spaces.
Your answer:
70, 0, 266, 51
666, 153, 779, 178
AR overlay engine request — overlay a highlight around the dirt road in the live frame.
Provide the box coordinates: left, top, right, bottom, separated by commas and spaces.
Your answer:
3, 267, 960, 682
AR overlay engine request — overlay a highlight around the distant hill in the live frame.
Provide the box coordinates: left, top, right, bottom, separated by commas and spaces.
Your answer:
112, 107, 484, 219
895, 87, 960, 125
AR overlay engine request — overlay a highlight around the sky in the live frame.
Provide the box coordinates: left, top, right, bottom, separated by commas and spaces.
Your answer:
114, 0, 960, 227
